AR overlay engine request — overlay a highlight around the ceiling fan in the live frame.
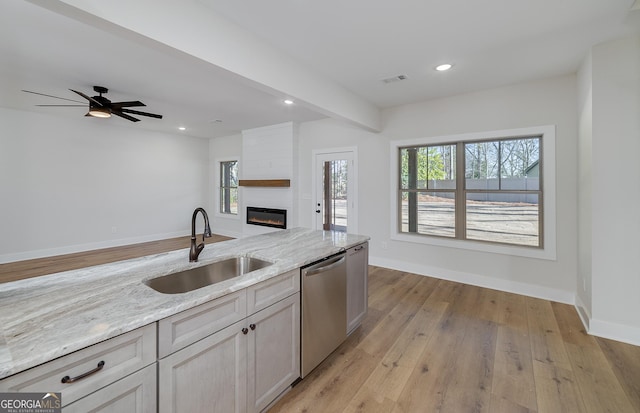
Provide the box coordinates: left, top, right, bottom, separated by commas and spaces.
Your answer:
22, 86, 163, 122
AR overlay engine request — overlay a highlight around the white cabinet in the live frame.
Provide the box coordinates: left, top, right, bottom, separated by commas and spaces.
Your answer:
159, 320, 248, 413
247, 293, 300, 412
0, 324, 156, 409
158, 270, 300, 413
346, 242, 368, 334
158, 290, 247, 358
64, 364, 157, 413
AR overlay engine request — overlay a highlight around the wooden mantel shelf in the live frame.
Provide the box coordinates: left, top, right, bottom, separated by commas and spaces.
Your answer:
238, 179, 290, 187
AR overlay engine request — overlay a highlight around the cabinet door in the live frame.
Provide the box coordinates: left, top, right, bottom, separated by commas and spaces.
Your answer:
63, 364, 156, 413
159, 320, 247, 413
347, 242, 368, 334
0, 324, 156, 407
246, 293, 300, 413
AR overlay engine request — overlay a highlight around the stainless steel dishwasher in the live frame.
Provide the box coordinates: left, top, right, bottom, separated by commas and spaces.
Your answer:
301, 251, 347, 377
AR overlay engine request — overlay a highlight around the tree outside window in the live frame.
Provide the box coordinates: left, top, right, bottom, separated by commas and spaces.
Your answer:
399, 136, 542, 247
220, 161, 238, 215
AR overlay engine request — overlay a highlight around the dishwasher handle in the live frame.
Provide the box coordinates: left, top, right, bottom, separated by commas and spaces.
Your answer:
304, 255, 346, 276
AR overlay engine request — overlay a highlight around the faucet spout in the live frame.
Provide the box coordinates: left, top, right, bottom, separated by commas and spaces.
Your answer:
189, 207, 212, 262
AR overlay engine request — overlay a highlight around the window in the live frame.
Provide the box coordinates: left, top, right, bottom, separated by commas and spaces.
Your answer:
219, 160, 238, 215
399, 135, 542, 248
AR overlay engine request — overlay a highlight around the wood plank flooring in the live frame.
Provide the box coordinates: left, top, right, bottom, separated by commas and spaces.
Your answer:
269, 266, 640, 413
0, 234, 232, 284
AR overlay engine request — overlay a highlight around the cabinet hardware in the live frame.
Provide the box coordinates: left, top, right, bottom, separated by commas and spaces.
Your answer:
61, 360, 105, 383
354, 245, 364, 251
250, 324, 256, 330
242, 327, 249, 335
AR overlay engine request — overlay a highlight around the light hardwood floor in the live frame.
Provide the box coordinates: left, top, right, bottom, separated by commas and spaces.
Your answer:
0, 234, 232, 283
269, 266, 640, 413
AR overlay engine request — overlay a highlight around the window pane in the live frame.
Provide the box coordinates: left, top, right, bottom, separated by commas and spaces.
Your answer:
399, 148, 413, 189
401, 145, 456, 190
220, 161, 238, 214
500, 138, 540, 190
466, 193, 539, 246
219, 187, 238, 214
425, 145, 456, 189
221, 161, 238, 187
465, 141, 499, 190
400, 191, 455, 237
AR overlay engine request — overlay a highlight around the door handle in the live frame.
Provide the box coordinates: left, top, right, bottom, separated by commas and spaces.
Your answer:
315, 210, 321, 213
305, 256, 346, 276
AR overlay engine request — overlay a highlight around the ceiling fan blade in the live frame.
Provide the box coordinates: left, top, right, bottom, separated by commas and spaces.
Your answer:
22, 90, 85, 104
112, 101, 145, 108
120, 108, 163, 119
36, 104, 86, 107
69, 89, 102, 106
111, 110, 140, 122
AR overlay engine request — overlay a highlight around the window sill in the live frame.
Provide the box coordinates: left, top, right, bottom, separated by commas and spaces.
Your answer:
215, 213, 240, 221
391, 232, 556, 260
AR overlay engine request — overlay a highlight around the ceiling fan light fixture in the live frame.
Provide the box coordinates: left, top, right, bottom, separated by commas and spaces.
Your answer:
88, 105, 111, 118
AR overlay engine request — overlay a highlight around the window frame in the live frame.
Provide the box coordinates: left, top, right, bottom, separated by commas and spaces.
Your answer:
218, 159, 239, 217
390, 125, 556, 260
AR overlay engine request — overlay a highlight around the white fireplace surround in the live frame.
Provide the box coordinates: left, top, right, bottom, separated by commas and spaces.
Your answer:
241, 122, 298, 236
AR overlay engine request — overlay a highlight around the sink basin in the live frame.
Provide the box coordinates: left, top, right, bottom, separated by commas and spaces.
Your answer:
144, 256, 273, 294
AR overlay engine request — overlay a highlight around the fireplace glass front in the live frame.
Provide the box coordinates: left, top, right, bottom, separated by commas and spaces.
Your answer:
246, 207, 287, 229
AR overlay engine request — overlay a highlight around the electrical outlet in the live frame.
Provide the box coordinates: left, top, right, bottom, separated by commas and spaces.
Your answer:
111, 226, 117, 234
381, 241, 388, 250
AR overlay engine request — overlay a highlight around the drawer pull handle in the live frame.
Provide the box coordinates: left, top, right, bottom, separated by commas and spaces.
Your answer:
61, 361, 105, 384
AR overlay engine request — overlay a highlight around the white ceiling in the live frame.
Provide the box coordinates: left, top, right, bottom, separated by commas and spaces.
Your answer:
1, 0, 639, 138
205, 0, 640, 108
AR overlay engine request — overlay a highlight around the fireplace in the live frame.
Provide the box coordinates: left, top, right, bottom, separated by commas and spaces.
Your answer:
246, 207, 287, 229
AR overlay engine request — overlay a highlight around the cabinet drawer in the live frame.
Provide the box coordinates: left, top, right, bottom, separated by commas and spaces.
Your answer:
0, 324, 156, 407
158, 290, 247, 358
64, 363, 157, 413
247, 270, 299, 314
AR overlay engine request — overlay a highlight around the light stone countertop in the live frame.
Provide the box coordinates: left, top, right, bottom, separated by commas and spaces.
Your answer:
0, 228, 369, 379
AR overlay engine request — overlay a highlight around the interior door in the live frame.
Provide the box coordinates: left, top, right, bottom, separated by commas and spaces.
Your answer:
314, 150, 357, 233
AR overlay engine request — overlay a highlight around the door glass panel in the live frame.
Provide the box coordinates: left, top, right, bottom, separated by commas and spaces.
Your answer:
322, 160, 348, 231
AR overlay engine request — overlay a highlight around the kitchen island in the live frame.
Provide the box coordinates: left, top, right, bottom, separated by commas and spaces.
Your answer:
0, 228, 368, 380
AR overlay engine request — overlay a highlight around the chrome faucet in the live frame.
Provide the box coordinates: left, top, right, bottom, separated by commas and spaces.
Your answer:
189, 207, 212, 262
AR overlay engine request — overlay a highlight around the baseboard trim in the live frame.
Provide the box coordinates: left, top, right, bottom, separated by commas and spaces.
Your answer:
574, 294, 591, 331
212, 229, 243, 239
369, 256, 574, 305
588, 318, 640, 347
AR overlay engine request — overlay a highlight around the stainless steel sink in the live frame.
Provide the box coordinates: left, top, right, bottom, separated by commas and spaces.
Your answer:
144, 256, 273, 294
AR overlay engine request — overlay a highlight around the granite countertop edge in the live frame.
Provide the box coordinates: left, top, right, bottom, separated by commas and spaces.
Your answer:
0, 228, 369, 379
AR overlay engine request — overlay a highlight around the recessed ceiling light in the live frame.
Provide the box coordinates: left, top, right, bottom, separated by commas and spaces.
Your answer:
284, 99, 294, 105
178, 126, 186, 131
435, 64, 453, 72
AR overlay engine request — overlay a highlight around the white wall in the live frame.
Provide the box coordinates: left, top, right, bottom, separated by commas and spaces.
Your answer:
209, 133, 243, 238
0, 107, 209, 262
298, 74, 578, 303
576, 52, 593, 325
241, 122, 298, 236
590, 35, 640, 344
